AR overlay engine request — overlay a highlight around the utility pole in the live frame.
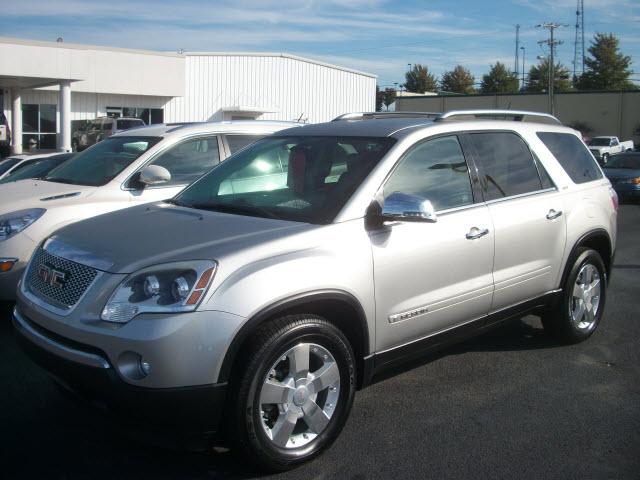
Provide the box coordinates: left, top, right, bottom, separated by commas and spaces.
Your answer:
537, 22, 567, 115
573, 0, 585, 82
514, 24, 520, 78
521, 46, 526, 89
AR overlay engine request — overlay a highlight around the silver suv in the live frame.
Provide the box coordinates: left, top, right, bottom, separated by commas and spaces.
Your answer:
13, 110, 618, 471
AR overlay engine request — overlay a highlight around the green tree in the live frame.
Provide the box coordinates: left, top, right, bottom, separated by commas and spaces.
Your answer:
375, 85, 384, 111
440, 65, 476, 94
526, 58, 572, 93
382, 88, 397, 110
577, 33, 634, 90
404, 64, 438, 93
480, 62, 520, 94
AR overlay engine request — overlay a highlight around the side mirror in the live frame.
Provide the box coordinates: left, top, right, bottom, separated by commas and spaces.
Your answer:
381, 192, 437, 223
138, 165, 171, 186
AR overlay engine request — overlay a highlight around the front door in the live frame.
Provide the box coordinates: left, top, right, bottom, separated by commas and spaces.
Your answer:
128, 135, 222, 203
371, 134, 495, 353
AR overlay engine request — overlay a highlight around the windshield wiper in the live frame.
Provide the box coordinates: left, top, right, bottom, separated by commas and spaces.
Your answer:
188, 200, 282, 220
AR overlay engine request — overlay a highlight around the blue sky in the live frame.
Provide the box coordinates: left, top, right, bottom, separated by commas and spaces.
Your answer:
1, 0, 639, 87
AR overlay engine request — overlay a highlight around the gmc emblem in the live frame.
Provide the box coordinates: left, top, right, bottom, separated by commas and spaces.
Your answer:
38, 264, 68, 289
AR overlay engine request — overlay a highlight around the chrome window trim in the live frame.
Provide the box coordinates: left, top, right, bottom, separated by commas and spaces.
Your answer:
483, 187, 558, 206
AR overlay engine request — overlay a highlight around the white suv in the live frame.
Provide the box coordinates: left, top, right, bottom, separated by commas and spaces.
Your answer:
13, 110, 617, 471
0, 120, 299, 299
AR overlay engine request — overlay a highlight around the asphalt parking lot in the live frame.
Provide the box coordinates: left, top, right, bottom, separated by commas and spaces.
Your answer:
1, 203, 639, 480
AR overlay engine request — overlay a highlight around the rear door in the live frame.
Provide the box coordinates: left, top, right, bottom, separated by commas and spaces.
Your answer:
371, 134, 495, 352
468, 131, 566, 311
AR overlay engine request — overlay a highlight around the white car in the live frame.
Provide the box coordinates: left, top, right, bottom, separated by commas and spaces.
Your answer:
0, 152, 63, 180
0, 120, 300, 299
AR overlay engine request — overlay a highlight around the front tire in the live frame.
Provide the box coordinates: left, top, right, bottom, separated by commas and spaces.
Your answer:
542, 248, 607, 344
602, 153, 609, 165
229, 315, 356, 471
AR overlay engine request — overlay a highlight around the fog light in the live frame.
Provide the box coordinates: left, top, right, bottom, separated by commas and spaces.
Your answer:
0, 258, 17, 272
140, 360, 152, 375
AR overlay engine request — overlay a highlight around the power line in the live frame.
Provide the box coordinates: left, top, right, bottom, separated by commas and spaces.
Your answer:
537, 22, 569, 115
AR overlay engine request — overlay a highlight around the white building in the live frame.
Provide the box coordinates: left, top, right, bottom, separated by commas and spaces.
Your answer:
0, 37, 376, 154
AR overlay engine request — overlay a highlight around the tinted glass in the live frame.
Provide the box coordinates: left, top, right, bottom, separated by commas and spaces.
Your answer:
46, 136, 162, 186
117, 119, 145, 130
589, 138, 611, 147
148, 136, 220, 186
604, 154, 640, 169
0, 157, 21, 176
471, 132, 543, 199
384, 135, 473, 211
22, 105, 38, 132
537, 132, 603, 184
40, 105, 56, 133
0, 154, 73, 184
175, 136, 395, 224
226, 134, 263, 154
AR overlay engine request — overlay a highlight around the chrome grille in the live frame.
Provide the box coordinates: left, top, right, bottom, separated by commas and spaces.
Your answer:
27, 248, 98, 309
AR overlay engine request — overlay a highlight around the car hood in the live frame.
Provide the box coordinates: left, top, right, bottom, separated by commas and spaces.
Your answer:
49, 202, 317, 274
0, 179, 96, 214
603, 168, 640, 180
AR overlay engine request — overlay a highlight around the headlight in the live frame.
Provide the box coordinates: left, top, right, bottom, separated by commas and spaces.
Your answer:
0, 209, 46, 242
101, 260, 217, 323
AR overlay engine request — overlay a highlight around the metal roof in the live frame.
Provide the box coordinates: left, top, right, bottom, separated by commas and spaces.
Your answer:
113, 120, 303, 138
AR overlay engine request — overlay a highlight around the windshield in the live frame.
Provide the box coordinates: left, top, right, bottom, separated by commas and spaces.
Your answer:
174, 136, 395, 224
589, 138, 611, 147
604, 154, 640, 170
45, 136, 162, 186
117, 119, 145, 130
0, 157, 21, 176
0, 154, 73, 184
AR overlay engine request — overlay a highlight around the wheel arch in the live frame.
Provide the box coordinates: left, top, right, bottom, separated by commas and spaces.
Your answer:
217, 289, 371, 389
560, 229, 613, 289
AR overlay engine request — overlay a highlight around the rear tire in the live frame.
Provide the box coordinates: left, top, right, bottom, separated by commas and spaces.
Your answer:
542, 248, 607, 344
228, 315, 356, 471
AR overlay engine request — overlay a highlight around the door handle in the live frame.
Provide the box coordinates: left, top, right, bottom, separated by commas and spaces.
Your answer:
466, 227, 489, 240
546, 209, 563, 220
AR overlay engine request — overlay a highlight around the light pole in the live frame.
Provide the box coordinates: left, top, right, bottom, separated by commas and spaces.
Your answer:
520, 46, 526, 89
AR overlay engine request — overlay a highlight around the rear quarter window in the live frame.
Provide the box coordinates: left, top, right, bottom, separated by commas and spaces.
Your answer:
537, 132, 603, 184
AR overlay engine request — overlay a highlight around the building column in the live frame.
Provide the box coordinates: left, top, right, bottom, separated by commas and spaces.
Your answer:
59, 80, 71, 152
10, 87, 22, 155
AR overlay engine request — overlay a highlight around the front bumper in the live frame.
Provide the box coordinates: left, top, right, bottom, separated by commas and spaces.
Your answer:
13, 307, 228, 434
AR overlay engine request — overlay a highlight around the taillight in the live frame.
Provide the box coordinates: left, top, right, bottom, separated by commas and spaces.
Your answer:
609, 187, 618, 211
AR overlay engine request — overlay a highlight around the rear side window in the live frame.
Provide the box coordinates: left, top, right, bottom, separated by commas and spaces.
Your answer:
470, 132, 543, 200
226, 135, 264, 154
537, 132, 603, 184
148, 136, 220, 186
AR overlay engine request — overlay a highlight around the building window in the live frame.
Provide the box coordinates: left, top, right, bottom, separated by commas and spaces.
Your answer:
106, 106, 164, 124
22, 104, 57, 150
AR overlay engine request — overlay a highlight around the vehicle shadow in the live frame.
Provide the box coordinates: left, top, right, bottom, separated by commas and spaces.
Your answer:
370, 315, 560, 387
1, 311, 556, 479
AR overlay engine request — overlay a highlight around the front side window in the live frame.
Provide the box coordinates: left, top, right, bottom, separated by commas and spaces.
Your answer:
383, 135, 474, 211
471, 132, 543, 200
175, 136, 395, 224
537, 132, 603, 184
45, 136, 162, 186
147, 136, 220, 186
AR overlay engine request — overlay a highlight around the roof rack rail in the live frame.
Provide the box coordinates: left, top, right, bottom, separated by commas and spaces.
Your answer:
332, 111, 441, 122
434, 109, 562, 125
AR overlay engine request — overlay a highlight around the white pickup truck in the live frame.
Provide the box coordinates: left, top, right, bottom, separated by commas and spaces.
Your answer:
588, 136, 634, 164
